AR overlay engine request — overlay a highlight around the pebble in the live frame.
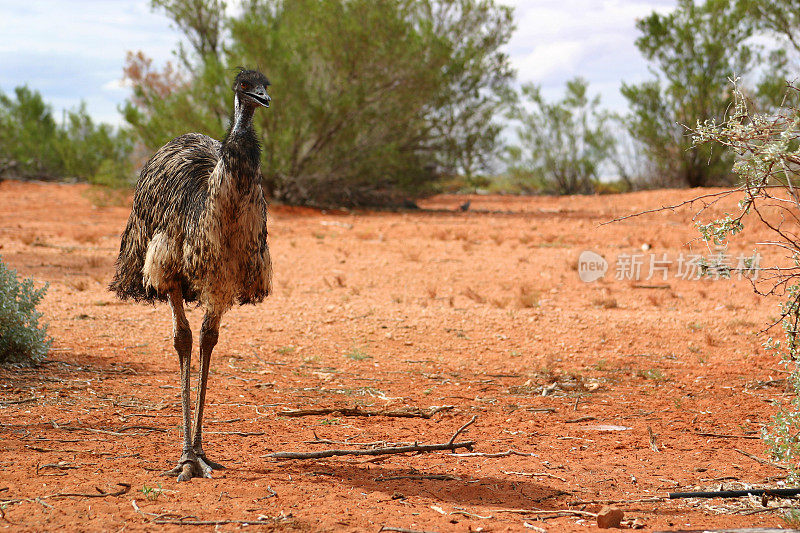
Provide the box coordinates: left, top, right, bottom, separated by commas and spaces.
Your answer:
596, 506, 624, 529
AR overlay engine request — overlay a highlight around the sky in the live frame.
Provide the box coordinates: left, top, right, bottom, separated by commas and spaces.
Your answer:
0, 0, 676, 126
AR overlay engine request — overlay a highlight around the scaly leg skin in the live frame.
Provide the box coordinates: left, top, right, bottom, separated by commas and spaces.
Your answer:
190, 311, 225, 472
162, 290, 215, 481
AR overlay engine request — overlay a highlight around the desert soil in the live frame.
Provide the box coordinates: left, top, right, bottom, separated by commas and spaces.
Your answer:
0, 180, 796, 532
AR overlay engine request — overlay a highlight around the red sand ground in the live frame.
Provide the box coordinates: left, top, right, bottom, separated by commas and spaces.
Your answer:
0, 180, 795, 532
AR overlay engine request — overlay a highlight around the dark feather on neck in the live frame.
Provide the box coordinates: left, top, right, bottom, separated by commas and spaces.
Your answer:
222, 94, 262, 179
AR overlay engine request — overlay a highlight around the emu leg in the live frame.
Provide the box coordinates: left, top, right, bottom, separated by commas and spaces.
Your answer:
163, 289, 206, 481
190, 311, 225, 471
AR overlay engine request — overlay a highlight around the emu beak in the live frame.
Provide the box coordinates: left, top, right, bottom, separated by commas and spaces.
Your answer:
247, 88, 271, 108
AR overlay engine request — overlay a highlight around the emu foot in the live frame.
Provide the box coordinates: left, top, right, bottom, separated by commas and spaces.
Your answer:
164, 451, 224, 482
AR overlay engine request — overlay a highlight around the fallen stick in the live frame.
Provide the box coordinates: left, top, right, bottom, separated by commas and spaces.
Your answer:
0, 397, 38, 405
452, 449, 536, 458
52, 483, 131, 498
695, 432, 759, 440
278, 406, 453, 419
564, 416, 595, 424
503, 471, 567, 482
153, 519, 276, 526
568, 497, 665, 505
734, 448, 789, 470
669, 488, 800, 499
491, 508, 597, 519
379, 527, 438, 533
267, 416, 477, 460
0, 483, 130, 508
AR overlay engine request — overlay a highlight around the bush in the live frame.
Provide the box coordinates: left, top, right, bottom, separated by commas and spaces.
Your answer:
123, 0, 515, 208
691, 81, 800, 489
507, 78, 614, 195
0, 257, 52, 365
0, 86, 134, 186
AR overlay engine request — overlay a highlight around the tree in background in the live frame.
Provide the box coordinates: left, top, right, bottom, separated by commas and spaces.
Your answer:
416, 0, 516, 184
622, 0, 764, 188
507, 78, 614, 195
741, 0, 800, 55
0, 87, 133, 184
123, 0, 514, 207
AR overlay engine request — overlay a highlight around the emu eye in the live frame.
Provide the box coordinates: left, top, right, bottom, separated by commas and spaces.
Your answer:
240, 82, 248, 90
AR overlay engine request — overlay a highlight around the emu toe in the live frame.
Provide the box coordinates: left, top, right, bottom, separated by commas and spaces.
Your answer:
164, 451, 223, 482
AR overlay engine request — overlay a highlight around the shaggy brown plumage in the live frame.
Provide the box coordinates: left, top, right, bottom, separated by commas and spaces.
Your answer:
110, 69, 272, 481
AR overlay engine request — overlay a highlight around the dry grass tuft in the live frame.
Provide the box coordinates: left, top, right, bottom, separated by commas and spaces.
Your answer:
403, 250, 421, 262
704, 332, 716, 346
462, 287, 485, 304
67, 279, 89, 292
591, 297, 618, 309
490, 297, 509, 309
517, 284, 540, 308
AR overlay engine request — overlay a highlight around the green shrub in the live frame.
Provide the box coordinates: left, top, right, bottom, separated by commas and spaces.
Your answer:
691, 81, 800, 488
0, 86, 133, 185
0, 257, 52, 365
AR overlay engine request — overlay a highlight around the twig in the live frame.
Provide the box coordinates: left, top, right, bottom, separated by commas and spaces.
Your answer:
526, 407, 556, 413
452, 449, 536, 458
0, 396, 38, 405
569, 497, 665, 505
25, 445, 81, 453
490, 508, 597, 519
450, 508, 492, 519
503, 471, 567, 482
448, 415, 477, 444
0, 484, 130, 510
266, 416, 477, 460
564, 416, 595, 424
598, 188, 744, 226
740, 505, 797, 515
670, 487, 800, 499
206, 431, 265, 436
379, 527, 438, 533
52, 483, 131, 498
116, 425, 166, 433
267, 440, 475, 460
695, 432, 759, 439
734, 448, 789, 470
278, 406, 453, 419
153, 519, 277, 526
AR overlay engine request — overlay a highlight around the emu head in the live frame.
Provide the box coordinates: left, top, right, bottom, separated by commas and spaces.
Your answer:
233, 69, 271, 108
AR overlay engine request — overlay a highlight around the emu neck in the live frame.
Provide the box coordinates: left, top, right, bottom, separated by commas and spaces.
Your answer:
229, 94, 255, 136
221, 94, 261, 182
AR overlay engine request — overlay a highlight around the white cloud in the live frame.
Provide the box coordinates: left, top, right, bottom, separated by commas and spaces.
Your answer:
514, 41, 585, 81
102, 78, 133, 92
499, 0, 676, 111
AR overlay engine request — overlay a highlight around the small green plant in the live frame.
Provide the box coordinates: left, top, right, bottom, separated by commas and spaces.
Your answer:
637, 368, 668, 383
140, 483, 163, 501
344, 345, 371, 361
0, 257, 51, 364
276, 345, 296, 355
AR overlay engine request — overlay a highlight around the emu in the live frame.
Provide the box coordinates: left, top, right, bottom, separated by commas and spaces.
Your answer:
110, 69, 272, 481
